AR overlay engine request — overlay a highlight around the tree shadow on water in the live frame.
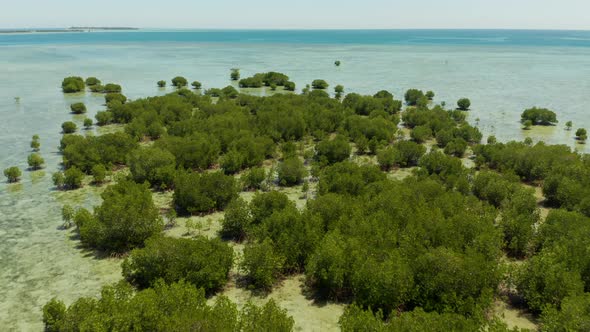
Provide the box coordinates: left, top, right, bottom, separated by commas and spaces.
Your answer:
65, 230, 127, 260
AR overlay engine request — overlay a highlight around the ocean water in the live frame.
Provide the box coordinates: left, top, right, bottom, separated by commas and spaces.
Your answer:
1, 29, 590, 330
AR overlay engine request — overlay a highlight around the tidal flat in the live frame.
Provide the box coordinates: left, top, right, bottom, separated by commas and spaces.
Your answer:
2, 30, 590, 329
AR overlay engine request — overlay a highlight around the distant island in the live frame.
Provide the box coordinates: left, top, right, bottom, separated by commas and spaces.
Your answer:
69, 27, 139, 30
0, 27, 138, 34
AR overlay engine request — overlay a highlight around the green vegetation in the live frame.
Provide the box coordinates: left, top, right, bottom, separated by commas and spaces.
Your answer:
309, 173, 501, 317
61, 121, 77, 133
339, 306, 499, 331
128, 147, 176, 189
457, 97, 471, 110
191, 80, 202, 89
335, 60, 341, 66
61, 76, 85, 93
311, 79, 329, 89
60, 132, 137, 172
334, 84, 344, 99
69, 102, 86, 114
122, 236, 233, 293
241, 238, 285, 290
44, 71, 590, 330
475, 140, 590, 216
316, 136, 352, 165
172, 76, 188, 88
157, 80, 166, 87
30, 134, 40, 151
566, 120, 573, 130
155, 135, 220, 171
77, 180, 163, 252
576, 128, 587, 142
83, 118, 92, 129
521, 107, 558, 125
343, 91, 402, 115
91, 164, 107, 184
27, 153, 44, 170
61, 205, 75, 229
444, 137, 468, 157
404, 88, 425, 106
472, 171, 538, 257
63, 166, 84, 189
173, 171, 237, 214
89, 84, 104, 93
523, 120, 533, 130
3, 166, 21, 183
515, 210, 590, 314
471, 142, 590, 327
239, 72, 290, 88
317, 162, 384, 196
52, 172, 65, 189
205, 86, 240, 98
221, 85, 239, 98
410, 125, 431, 143
231, 68, 240, 81
284, 81, 296, 91
103, 83, 122, 93
239, 77, 263, 88
378, 140, 426, 169
105, 92, 127, 104
242, 167, 266, 191
95, 110, 113, 125
220, 197, 251, 241
403, 103, 481, 157
278, 157, 307, 186
85, 77, 101, 86
42, 281, 294, 332
541, 293, 590, 331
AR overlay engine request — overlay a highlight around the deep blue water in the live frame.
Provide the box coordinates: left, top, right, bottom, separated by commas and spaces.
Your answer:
1, 29, 590, 47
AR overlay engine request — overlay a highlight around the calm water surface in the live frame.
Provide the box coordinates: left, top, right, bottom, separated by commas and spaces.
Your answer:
1, 30, 589, 330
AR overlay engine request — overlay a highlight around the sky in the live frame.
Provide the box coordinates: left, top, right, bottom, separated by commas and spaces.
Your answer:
1, 0, 589, 30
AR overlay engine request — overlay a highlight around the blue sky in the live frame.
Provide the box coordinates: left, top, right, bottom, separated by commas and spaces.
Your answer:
2, 0, 589, 30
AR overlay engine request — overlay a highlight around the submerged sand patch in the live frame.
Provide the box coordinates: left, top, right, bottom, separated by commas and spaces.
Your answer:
494, 300, 538, 331
218, 275, 344, 332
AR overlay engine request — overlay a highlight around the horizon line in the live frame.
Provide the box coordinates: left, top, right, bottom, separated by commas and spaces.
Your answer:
2, 27, 590, 32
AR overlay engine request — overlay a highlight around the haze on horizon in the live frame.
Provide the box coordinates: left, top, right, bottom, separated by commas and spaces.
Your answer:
1, 0, 589, 30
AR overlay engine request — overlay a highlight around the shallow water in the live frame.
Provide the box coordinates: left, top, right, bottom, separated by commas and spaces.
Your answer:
1, 30, 590, 329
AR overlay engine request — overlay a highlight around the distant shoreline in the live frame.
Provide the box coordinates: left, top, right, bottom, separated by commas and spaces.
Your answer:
69, 27, 139, 31
0, 27, 139, 34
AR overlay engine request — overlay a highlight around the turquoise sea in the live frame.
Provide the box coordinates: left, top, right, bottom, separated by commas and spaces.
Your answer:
1, 29, 590, 330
